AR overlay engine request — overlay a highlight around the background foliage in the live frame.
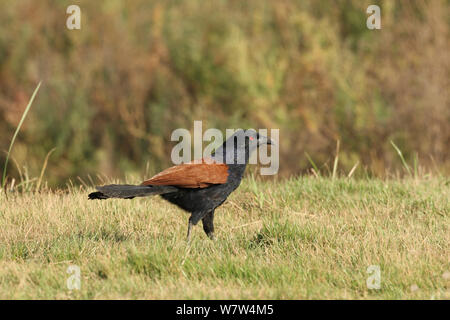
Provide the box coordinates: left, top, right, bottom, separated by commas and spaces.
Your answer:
0, 0, 449, 186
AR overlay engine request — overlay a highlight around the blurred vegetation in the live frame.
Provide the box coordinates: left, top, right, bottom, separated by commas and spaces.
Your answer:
0, 0, 449, 186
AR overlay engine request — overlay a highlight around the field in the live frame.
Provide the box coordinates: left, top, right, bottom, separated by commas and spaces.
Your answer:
0, 176, 448, 299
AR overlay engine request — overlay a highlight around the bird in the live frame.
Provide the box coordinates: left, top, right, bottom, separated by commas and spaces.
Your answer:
88, 129, 273, 240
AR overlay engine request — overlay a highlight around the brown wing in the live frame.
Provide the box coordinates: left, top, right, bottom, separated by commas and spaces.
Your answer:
141, 158, 229, 188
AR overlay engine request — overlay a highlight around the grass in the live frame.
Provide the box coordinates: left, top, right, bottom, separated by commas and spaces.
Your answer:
0, 176, 448, 299
1, 82, 41, 190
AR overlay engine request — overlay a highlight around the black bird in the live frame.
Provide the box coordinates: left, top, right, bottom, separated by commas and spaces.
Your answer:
88, 129, 272, 240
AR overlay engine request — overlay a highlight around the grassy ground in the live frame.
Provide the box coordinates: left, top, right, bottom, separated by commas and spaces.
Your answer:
0, 177, 448, 299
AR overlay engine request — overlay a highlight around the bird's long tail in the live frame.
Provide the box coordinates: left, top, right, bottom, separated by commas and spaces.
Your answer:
88, 184, 177, 200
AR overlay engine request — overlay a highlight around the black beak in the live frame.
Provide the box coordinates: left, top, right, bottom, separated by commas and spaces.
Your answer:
258, 136, 275, 146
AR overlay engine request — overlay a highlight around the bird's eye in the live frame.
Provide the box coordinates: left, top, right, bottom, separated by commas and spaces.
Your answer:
249, 136, 254, 141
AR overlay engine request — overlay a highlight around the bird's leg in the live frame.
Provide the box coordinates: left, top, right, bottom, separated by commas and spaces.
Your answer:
202, 211, 215, 240
186, 218, 194, 242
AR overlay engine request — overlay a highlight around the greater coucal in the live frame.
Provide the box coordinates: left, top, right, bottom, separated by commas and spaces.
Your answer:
88, 129, 272, 240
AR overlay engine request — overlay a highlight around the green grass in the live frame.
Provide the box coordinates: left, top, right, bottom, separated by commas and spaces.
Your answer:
0, 177, 448, 299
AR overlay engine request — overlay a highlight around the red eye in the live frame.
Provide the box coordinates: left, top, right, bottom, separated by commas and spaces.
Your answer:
249, 137, 254, 141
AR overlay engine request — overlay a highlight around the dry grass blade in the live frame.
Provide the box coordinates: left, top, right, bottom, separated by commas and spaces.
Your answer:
390, 140, 412, 176
332, 140, 340, 180
347, 161, 359, 178
1, 81, 42, 190
36, 147, 56, 192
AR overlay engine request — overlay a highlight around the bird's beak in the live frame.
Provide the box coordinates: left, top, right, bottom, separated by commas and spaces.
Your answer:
258, 135, 275, 146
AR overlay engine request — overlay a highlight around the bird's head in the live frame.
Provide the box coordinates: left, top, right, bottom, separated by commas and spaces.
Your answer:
213, 129, 274, 165
243, 129, 274, 148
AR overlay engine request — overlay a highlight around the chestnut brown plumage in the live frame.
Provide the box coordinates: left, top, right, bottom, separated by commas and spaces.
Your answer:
88, 129, 272, 240
141, 158, 228, 188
